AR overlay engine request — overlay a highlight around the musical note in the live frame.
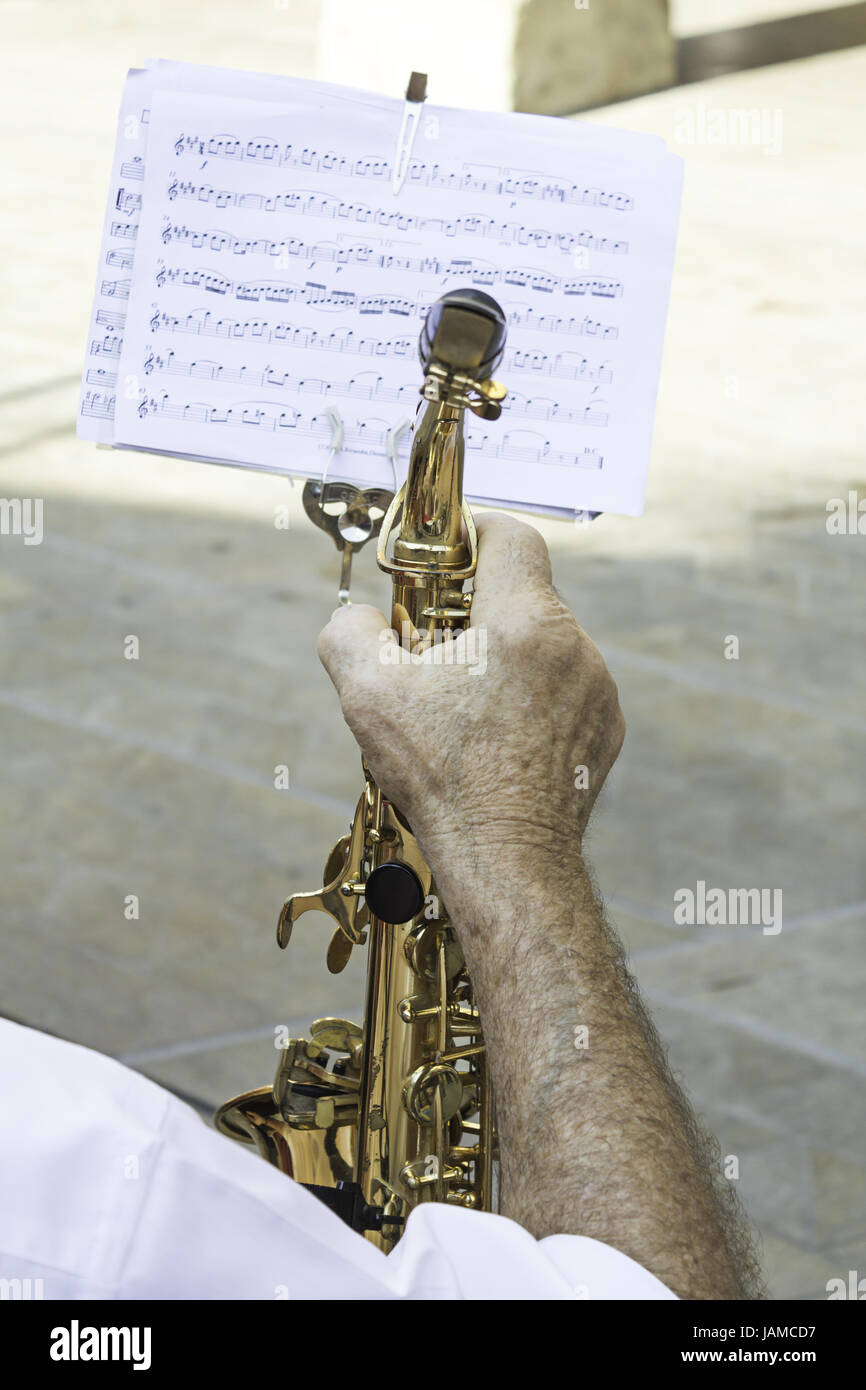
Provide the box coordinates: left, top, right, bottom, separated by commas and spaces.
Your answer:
106, 249, 135, 270
115, 188, 142, 215
80, 391, 116, 419
86, 368, 118, 388
89, 336, 122, 358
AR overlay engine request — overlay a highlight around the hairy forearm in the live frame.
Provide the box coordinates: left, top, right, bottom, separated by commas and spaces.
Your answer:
424, 831, 765, 1301
318, 515, 764, 1297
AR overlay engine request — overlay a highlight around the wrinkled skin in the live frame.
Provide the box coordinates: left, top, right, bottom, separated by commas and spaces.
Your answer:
317, 510, 626, 867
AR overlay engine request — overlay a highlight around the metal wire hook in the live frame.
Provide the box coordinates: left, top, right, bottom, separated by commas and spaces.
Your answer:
318, 407, 345, 501
386, 416, 411, 492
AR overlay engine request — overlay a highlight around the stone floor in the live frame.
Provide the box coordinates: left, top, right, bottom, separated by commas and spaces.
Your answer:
1, 2, 864, 1301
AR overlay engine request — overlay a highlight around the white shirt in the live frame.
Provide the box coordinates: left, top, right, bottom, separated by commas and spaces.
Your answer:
0, 1019, 675, 1300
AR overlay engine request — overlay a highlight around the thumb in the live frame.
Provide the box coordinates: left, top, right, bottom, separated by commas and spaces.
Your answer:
317, 603, 395, 691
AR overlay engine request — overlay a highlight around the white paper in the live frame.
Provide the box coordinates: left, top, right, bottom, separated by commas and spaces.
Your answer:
80, 63, 683, 517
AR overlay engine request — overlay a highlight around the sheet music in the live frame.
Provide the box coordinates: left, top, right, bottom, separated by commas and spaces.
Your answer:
78, 66, 149, 439
80, 61, 459, 445
80, 63, 682, 517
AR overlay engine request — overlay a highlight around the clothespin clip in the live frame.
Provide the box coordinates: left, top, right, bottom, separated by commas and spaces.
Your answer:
386, 416, 411, 491
318, 406, 344, 498
302, 408, 406, 606
392, 71, 428, 196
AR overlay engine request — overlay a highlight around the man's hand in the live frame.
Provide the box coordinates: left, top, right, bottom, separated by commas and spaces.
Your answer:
316, 509, 763, 1300
317, 511, 625, 866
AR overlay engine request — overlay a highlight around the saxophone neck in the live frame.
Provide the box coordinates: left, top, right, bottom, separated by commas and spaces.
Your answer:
391, 399, 470, 572
383, 288, 508, 582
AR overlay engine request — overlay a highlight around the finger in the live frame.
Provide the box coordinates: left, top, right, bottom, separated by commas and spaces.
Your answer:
393, 601, 438, 658
469, 510, 553, 629
392, 601, 423, 652
317, 603, 395, 690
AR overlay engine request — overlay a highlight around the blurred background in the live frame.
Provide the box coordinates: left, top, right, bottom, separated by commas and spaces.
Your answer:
1, 0, 865, 1299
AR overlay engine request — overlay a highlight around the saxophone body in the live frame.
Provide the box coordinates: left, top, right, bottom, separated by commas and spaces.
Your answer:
216, 289, 507, 1251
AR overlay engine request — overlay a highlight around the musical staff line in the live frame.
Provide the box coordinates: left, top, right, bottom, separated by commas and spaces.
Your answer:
89, 336, 122, 359
137, 350, 610, 425
158, 225, 624, 296
104, 389, 606, 468
106, 248, 135, 270
151, 266, 620, 338
173, 133, 636, 213
146, 308, 614, 382
116, 188, 142, 215
166, 179, 628, 256
86, 368, 118, 388
100, 279, 131, 300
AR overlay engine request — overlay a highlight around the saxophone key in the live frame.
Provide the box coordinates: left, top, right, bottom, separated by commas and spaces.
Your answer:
397, 994, 441, 1024
402, 1062, 463, 1126
399, 1158, 462, 1191
327, 927, 354, 975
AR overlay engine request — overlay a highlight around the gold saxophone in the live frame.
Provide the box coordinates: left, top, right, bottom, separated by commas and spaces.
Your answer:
216, 289, 507, 1250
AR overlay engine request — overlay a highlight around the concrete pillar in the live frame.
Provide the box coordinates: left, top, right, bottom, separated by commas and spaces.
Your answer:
514, 0, 675, 115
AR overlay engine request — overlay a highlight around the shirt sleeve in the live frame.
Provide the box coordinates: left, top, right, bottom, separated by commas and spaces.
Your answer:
0, 1019, 675, 1300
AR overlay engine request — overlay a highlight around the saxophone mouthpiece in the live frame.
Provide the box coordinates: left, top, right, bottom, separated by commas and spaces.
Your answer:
419, 288, 507, 382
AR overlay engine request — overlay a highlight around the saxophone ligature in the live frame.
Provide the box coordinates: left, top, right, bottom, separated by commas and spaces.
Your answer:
216, 289, 508, 1251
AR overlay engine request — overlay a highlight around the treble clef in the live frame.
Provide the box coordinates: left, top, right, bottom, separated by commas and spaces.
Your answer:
138, 397, 149, 420
144, 350, 155, 375
168, 176, 178, 200
174, 134, 184, 157
156, 264, 166, 289
150, 309, 160, 333
161, 219, 172, 246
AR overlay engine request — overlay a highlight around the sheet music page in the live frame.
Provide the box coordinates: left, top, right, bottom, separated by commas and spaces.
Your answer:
89, 69, 682, 516
80, 61, 456, 444
78, 67, 151, 441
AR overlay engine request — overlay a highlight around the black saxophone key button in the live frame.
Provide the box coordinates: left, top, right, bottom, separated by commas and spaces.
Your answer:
364, 862, 425, 924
